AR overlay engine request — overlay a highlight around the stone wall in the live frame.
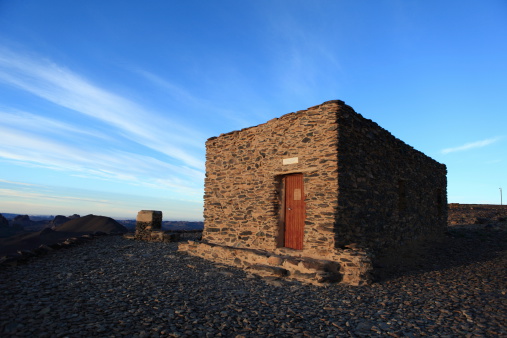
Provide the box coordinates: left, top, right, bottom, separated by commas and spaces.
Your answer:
127, 229, 202, 243
203, 100, 342, 258
448, 204, 507, 225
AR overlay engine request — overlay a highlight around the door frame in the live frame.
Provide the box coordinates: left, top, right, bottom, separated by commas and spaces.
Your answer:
276, 173, 305, 250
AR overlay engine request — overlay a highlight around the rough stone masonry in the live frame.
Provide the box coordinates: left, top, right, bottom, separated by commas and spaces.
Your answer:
134, 210, 163, 241
179, 100, 447, 285
132, 210, 202, 243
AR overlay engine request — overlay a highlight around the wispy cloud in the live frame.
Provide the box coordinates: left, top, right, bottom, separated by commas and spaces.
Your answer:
0, 47, 205, 169
0, 46, 209, 200
0, 188, 113, 205
0, 179, 39, 187
0, 122, 204, 198
131, 68, 255, 128
441, 137, 503, 154
0, 109, 112, 142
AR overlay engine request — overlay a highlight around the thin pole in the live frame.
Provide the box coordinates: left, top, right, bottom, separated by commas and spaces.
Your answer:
501, 188, 503, 206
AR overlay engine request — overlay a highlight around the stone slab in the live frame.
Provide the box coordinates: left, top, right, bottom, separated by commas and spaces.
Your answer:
136, 210, 162, 223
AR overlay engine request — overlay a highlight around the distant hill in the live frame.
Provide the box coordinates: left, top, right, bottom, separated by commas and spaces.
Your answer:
0, 214, 9, 228
116, 219, 204, 231
0, 213, 21, 220
56, 214, 127, 234
0, 213, 53, 221
50, 214, 80, 228
162, 221, 203, 231
0, 214, 128, 256
0, 213, 53, 233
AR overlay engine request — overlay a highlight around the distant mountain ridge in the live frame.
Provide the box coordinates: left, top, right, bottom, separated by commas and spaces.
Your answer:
0, 213, 203, 233
117, 219, 203, 231
0, 213, 54, 221
0, 214, 127, 255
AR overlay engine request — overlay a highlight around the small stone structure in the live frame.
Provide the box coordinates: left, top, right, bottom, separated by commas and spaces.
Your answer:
179, 100, 447, 285
135, 210, 163, 241
132, 210, 202, 242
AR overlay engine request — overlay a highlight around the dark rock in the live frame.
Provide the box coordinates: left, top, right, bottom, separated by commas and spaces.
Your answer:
290, 270, 317, 280
11, 215, 30, 229
285, 258, 300, 266
315, 271, 342, 283
355, 321, 374, 334
475, 217, 490, 224
49, 243, 62, 249
40, 228, 54, 235
51, 215, 72, 228
16, 250, 34, 258
33, 244, 53, 255
301, 259, 327, 271
250, 264, 289, 277
0, 214, 9, 228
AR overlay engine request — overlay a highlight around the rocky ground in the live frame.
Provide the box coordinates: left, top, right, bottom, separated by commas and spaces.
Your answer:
1, 225, 506, 337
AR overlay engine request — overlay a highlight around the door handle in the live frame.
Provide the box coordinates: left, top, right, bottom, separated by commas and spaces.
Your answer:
287, 208, 292, 210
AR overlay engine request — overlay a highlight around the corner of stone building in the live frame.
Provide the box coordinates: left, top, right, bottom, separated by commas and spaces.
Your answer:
195, 99, 447, 286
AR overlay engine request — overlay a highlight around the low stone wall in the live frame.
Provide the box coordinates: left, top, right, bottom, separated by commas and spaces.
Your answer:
178, 241, 372, 286
448, 204, 507, 225
129, 229, 202, 243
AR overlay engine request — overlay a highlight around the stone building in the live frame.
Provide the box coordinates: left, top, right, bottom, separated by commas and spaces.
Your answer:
180, 100, 447, 285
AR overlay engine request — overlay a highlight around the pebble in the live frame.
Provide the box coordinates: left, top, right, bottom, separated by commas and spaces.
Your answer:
0, 228, 506, 337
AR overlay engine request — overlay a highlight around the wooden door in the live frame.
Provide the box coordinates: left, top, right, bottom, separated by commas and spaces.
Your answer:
284, 173, 305, 250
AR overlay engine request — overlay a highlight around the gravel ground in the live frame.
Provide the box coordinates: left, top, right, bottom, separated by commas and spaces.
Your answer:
1, 227, 506, 337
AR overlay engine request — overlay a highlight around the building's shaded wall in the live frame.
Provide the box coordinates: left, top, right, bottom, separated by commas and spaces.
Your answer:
335, 104, 447, 251
203, 101, 343, 255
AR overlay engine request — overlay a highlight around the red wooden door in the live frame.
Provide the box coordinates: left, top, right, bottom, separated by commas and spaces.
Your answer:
284, 174, 305, 250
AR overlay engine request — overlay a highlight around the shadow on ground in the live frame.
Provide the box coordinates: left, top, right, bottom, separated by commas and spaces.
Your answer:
373, 223, 507, 282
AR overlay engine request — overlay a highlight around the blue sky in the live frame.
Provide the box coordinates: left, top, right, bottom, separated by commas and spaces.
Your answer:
0, 1, 506, 220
